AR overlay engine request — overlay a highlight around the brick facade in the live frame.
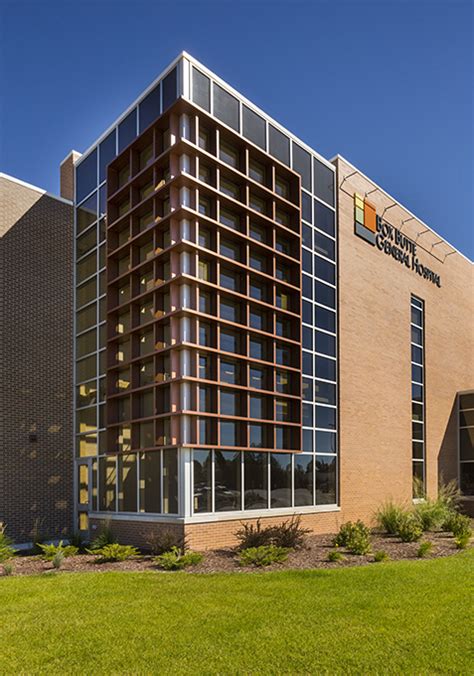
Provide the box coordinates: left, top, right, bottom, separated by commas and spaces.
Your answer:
0, 175, 74, 543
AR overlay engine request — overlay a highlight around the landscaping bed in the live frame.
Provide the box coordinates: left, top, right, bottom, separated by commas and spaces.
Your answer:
2, 526, 470, 576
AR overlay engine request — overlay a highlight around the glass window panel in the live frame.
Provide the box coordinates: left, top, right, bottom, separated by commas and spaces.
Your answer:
314, 201, 335, 237
412, 421, 424, 441
460, 428, 474, 461
270, 453, 291, 508
76, 406, 96, 434
99, 130, 116, 182
249, 394, 264, 419
412, 441, 424, 460
315, 380, 336, 405
294, 454, 314, 506
76, 225, 97, 259
77, 251, 96, 284
303, 403, 313, 427
214, 451, 241, 511
244, 452, 268, 509
315, 281, 335, 309
314, 256, 335, 285
303, 326, 313, 350
303, 224, 312, 248
163, 67, 177, 110
460, 463, 474, 495
315, 330, 336, 357
316, 405, 336, 429
315, 231, 335, 260
77, 328, 97, 358
76, 149, 97, 203
118, 109, 137, 152
249, 424, 263, 448
302, 192, 312, 223
411, 326, 423, 346
411, 344, 423, 364
221, 390, 238, 416
315, 355, 336, 382
76, 354, 96, 383
292, 144, 311, 190
269, 125, 290, 166
77, 433, 97, 458
303, 351, 313, 376
192, 68, 210, 111
315, 456, 336, 504
412, 364, 423, 384
193, 450, 212, 513
313, 159, 335, 207
140, 451, 161, 513
213, 84, 239, 131
98, 455, 116, 511
315, 306, 336, 334
220, 360, 238, 384
163, 449, 178, 514
460, 410, 474, 427
76, 303, 96, 333
139, 84, 161, 132
460, 393, 474, 410
77, 193, 97, 234
242, 105, 266, 149
316, 430, 337, 454
411, 306, 423, 327
220, 421, 237, 446
118, 454, 138, 512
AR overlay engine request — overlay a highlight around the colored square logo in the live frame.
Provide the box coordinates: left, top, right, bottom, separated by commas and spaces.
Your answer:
354, 193, 376, 245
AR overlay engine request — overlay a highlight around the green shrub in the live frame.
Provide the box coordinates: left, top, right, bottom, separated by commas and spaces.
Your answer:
38, 541, 78, 561
414, 499, 450, 532
375, 501, 408, 535
347, 530, 371, 555
396, 514, 423, 542
89, 543, 139, 563
437, 478, 461, 511
417, 541, 433, 558
373, 550, 390, 562
447, 513, 472, 539
235, 520, 273, 550
327, 549, 345, 562
68, 532, 86, 551
333, 521, 371, 548
454, 532, 471, 550
52, 552, 64, 569
142, 529, 188, 556
268, 516, 310, 550
0, 523, 15, 563
155, 547, 203, 571
2, 563, 13, 576
239, 545, 289, 567
89, 521, 117, 551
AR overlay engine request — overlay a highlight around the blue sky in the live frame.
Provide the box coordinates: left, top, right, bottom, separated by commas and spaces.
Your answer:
1, 0, 472, 258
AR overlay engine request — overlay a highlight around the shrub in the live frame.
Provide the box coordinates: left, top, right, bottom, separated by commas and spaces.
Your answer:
142, 529, 188, 556
333, 521, 371, 548
414, 499, 450, 532
155, 547, 203, 571
0, 523, 15, 563
347, 530, 371, 555
396, 514, 423, 542
2, 563, 13, 576
327, 549, 345, 562
89, 543, 139, 563
52, 552, 64, 569
454, 533, 471, 550
239, 545, 288, 567
89, 521, 117, 551
373, 550, 390, 563
235, 520, 273, 550
269, 516, 310, 550
437, 478, 461, 511
68, 532, 86, 551
446, 513, 472, 539
375, 501, 408, 535
417, 541, 433, 558
38, 541, 78, 561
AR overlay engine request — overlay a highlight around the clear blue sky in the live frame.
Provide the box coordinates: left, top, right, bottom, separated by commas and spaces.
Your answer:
1, 0, 472, 258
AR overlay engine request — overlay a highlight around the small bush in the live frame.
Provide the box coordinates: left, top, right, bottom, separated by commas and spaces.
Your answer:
396, 514, 423, 542
68, 532, 86, 551
327, 549, 345, 562
239, 545, 289, 567
235, 520, 273, 550
142, 529, 188, 556
446, 513, 472, 539
375, 501, 408, 535
454, 533, 471, 550
89, 521, 117, 551
373, 550, 390, 563
417, 541, 433, 558
90, 543, 139, 563
333, 521, 371, 548
438, 478, 462, 511
2, 563, 14, 576
155, 547, 203, 571
52, 552, 64, 569
38, 541, 78, 561
0, 523, 15, 563
269, 516, 310, 550
347, 530, 371, 555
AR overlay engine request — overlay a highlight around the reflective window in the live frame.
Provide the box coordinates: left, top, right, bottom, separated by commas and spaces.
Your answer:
76, 150, 97, 203
292, 143, 311, 190
270, 453, 291, 507
163, 449, 178, 513
316, 456, 336, 504
193, 450, 212, 513
118, 109, 137, 152
294, 455, 313, 506
269, 125, 290, 166
99, 131, 116, 183
162, 67, 177, 110
315, 231, 335, 260
242, 105, 266, 149
140, 452, 161, 512
313, 158, 335, 207
244, 452, 268, 509
139, 84, 161, 133
192, 68, 210, 112
315, 281, 335, 309
314, 201, 335, 237
213, 84, 239, 131
316, 355, 336, 382
214, 451, 241, 510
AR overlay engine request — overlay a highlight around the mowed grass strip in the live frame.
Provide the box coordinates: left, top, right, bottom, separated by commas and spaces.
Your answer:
0, 550, 472, 675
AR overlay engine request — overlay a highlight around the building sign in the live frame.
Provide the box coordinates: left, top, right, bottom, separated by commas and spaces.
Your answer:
354, 194, 441, 287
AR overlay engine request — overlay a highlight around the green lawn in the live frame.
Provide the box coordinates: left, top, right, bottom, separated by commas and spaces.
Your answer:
0, 551, 472, 675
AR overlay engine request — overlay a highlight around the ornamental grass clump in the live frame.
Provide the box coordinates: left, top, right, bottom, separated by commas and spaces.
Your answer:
89, 521, 117, 551
2, 563, 13, 576
38, 541, 78, 561
235, 520, 273, 550
0, 523, 15, 563
239, 545, 288, 567
396, 514, 423, 542
414, 499, 450, 532
373, 550, 390, 563
89, 543, 139, 563
52, 552, 64, 569
155, 547, 203, 571
375, 501, 409, 535
268, 516, 310, 550
327, 549, 345, 562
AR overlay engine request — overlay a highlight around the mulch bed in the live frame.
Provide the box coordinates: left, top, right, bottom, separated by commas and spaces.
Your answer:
2, 529, 470, 577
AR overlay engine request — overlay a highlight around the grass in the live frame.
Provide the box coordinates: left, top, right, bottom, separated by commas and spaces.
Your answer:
0, 551, 472, 674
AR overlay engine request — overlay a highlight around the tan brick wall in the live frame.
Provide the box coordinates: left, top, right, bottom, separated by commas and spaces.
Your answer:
0, 176, 74, 542
335, 157, 473, 520
59, 151, 81, 201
